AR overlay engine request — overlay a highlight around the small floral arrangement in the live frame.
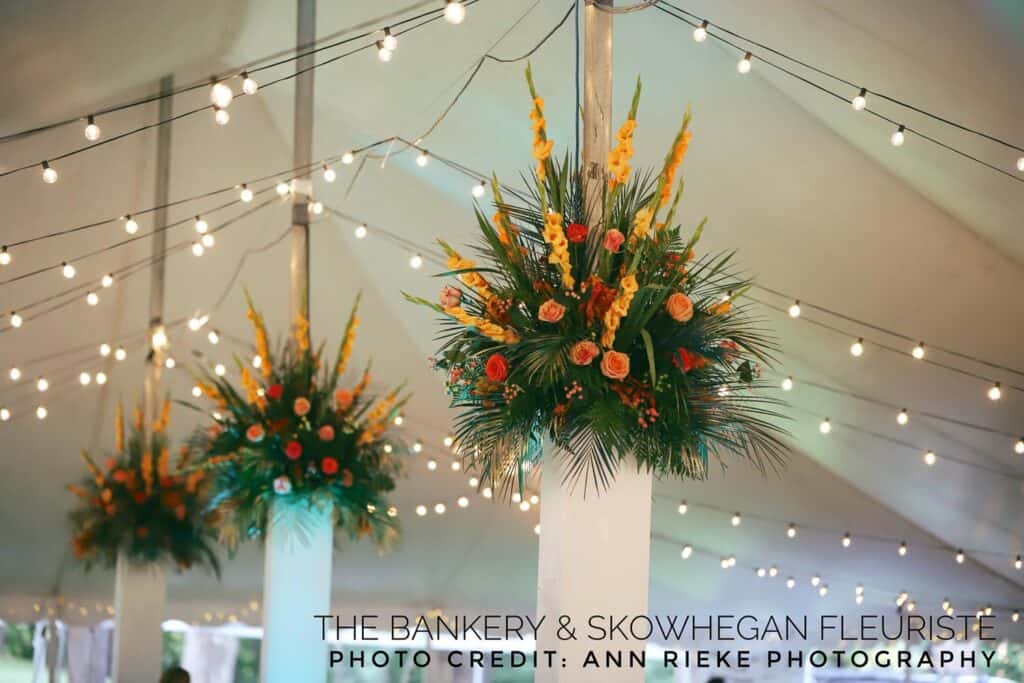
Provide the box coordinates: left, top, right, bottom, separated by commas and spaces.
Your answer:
187, 294, 406, 549
407, 66, 786, 491
67, 400, 220, 574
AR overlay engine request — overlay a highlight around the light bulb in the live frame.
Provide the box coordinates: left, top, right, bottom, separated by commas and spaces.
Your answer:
787, 524, 797, 538
239, 184, 254, 202
819, 585, 828, 598
62, 262, 76, 279
194, 216, 208, 234
444, 0, 466, 24
519, 500, 531, 511
911, 342, 925, 359
214, 107, 230, 125
10, 311, 22, 328
37, 377, 49, 392
512, 492, 522, 504
434, 503, 446, 515
413, 440, 423, 453
165, 357, 176, 369
677, 500, 688, 515
851, 88, 867, 111
95, 372, 107, 385
924, 450, 936, 466
309, 201, 324, 215
451, 461, 461, 471
0, 246, 9, 265
1014, 612, 1020, 623
416, 505, 427, 517
786, 577, 795, 589
891, 125, 906, 147
79, 372, 91, 386
416, 150, 430, 167
383, 443, 393, 453
443, 434, 454, 448
1014, 438, 1024, 455
0, 408, 8, 421
468, 476, 479, 487
756, 567, 766, 578
341, 151, 355, 165
354, 223, 368, 239
101, 273, 114, 288
897, 409, 909, 425
472, 181, 486, 198
210, 82, 233, 109
1017, 157, 1024, 172
720, 558, 729, 569
42, 162, 58, 184
850, 338, 864, 357
114, 347, 126, 361
192, 385, 202, 398
394, 414, 404, 426
955, 549, 965, 564
83, 115, 102, 141
787, 301, 801, 318
8, 367, 20, 381
241, 72, 258, 95
457, 496, 469, 508
99, 343, 111, 357
382, 27, 398, 51
86, 291, 99, 306
988, 383, 1002, 401
276, 181, 290, 196
731, 512, 741, 527
376, 41, 393, 62
409, 253, 424, 269
819, 418, 831, 434
529, 493, 539, 505
36, 406, 47, 420
1015, 555, 1023, 570
898, 542, 908, 556
781, 376, 793, 391
769, 566, 778, 577
693, 20, 708, 42
842, 533, 852, 548
857, 585, 865, 596
482, 486, 492, 499
252, 355, 262, 368
192, 242, 204, 257
151, 327, 168, 350
201, 233, 215, 248
737, 52, 753, 74
681, 544, 693, 559
811, 576, 821, 587
323, 165, 336, 183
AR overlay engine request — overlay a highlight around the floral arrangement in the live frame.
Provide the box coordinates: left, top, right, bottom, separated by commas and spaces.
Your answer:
67, 400, 220, 574
186, 294, 406, 549
406, 66, 786, 490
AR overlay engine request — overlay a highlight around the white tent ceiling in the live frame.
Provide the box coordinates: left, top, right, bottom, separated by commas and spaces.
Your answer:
0, 0, 1022, 639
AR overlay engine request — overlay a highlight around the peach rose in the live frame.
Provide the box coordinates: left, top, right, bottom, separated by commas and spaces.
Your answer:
569, 340, 600, 366
318, 425, 335, 442
600, 350, 630, 380
334, 388, 353, 412
604, 229, 625, 253
538, 299, 566, 323
246, 424, 265, 443
439, 285, 462, 308
666, 292, 694, 323
293, 397, 311, 417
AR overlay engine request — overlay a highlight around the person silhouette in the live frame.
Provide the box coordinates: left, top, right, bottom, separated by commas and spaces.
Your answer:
159, 666, 190, 683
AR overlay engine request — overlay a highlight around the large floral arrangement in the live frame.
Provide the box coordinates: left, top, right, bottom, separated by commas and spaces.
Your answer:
187, 294, 406, 548
67, 400, 220, 573
406, 67, 786, 490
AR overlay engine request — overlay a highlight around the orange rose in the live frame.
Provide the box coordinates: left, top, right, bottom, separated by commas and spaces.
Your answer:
293, 397, 311, 417
538, 299, 566, 323
600, 350, 630, 380
666, 292, 694, 323
334, 389, 353, 412
569, 340, 600, 366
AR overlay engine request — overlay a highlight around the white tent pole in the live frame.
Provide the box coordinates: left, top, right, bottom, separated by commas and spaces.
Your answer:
111, 74, 173, 683
289, 0, 315, 328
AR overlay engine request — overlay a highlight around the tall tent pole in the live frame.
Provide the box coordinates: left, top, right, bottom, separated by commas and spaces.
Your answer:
535, 4, 654, 682
111, 74, 173, 683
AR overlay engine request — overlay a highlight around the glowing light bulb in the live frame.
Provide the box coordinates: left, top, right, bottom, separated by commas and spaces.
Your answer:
276, 181, 290, 196
82, 115, 101, 141
252, 355, 262, 368
720, 558, 729, 569
214, 363, 226, 377
911, 342, 925, 359
42, 162, 58, 184
468, 476, 479, 487
79, 372, 91, 386
512, 493, 522, 504
214, 107, 230, 125
955, 549, 965, 564
383, 443, 392, 453
354, 224, 368, 239
737, 52, 753, 74
472, 181, 486, 198
457, 496, 469, 508
443, 434, 454, 448
241, 72, 258, 95
416, 505, 427, 516
850, 338, 864, 357
786, 577, 795, 589
86, 291, 99, 306
99, 343, 111, 357
731, 512, 741, 527
842, 533, 852, 548
1014, 612, 1020, 623
101, 273, 114, 288
342, 151, 355, 165
165, 357, 176, 369
811, 576, 821, 587
8, 367, 20, 381
239, 184, 254, 202
36, 406, 47, 420
210, 82, 233, 109
309, 201, 324, 215
413, 440, 423, 453
194, 216, 209, 234
0, 408, 8, 421
416, 150, 430, 167
1015, 555, 1023, 570
819, 585, 828, 598
393, 414, 404, 426
897, 409, 909, 425
756, 567, 766, 578
988, 383, 1002, 401
434, 503, 446, 515
891, 125, 906, 147
409, 253, 424, 269
151, 327, 168, 350
898, 542, 908, 556
9, 311, 22, 328
37, 377, 49, 392
62, 262, 76, 279
693, 20, 708, 42
192, 385, 202, 398
114, 347, 126, 361
529, 494, 539, 505
924, 450, 936, 466
376, 41, 393, 62
819, 418, 832, 434
851, 88, 867, 111
192, 242, 204, 257
0, 246, 9, 265
482, 486, 492, 499
787, 300, 801, 318
322, 165, 336, 183
857, 585, 865, 596
519, 500, 531, 511
769, 566, 778, 577
444, 0, 466, 24
781, 376, 793, 391
677, 500, 688, 515
201, 233, 215, 248
95, 372, 107, 385
1014, 438, 1024, 455
787, 524, 797, 539
681, 544, 693, 559
382, 27, 398, 51
451, 461, 461, 471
